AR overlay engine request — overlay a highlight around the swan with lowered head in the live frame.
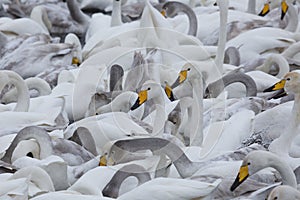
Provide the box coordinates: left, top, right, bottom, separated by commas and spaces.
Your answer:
1, 126, 95, 166
1, 77, 51, 104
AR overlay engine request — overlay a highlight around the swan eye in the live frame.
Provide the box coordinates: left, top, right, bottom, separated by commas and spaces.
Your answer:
147, 87, 151, 90
286, 77, 290, 81
274, 197, 278, 200
247, 162, 251, 165
95, 112, 99, 115
187, 68, 191, 71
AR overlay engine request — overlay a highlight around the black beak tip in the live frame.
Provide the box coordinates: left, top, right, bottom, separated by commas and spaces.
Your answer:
263, 86, 275, 93
230, 173, 248, 192
281, 12, 286, 20
258, 10, 269, 17
130, 99, 140, 111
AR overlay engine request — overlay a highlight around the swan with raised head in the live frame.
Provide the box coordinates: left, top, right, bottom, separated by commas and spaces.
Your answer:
262, 71, 300, 169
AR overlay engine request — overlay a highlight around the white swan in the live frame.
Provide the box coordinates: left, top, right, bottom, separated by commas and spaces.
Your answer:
0, 70, 68, 135
267, 185, 300, 200
230, 150, 297, 193
0, 5, 50, 36
262, 71, 300, 170
1, 126, 95, 166
1, 77, 51, 104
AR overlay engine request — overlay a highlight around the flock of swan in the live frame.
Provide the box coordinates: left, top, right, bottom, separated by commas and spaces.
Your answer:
1, 0, 300, 199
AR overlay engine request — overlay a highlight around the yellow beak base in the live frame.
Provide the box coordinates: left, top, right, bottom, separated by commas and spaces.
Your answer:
263, 79, 286, 92
72, 57, 80, 66
258, 3, 270, 16
281, 0, 289, 20
161, 9, 167, 18
230, 165, 249, 191
165, 84, 175, 101
130, 90, 148, 110
99, 155, 107, 166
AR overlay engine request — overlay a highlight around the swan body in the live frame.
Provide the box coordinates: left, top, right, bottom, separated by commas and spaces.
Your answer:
226, 27, 300, 64
0, 6, 50, 36
118, 177, 221, 200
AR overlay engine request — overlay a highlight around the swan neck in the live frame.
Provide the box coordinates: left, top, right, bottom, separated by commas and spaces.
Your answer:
247, 0, 256, 14
189, 78, 203, 146
66, 0, 89, 24
30, 6, 51, 33
285, 4, 298, 32
114, 138, 201, 177
6, 71, 30, 112
269, 156, 297, 188
152, 104, 167, 135
291, 94, 300, 126
214, 0, 228, 73
102, 164, 151, 198
111, 0, 122, 26
25, 77, 51, 96
1, 127, 53, 163
167, 2, 197, 36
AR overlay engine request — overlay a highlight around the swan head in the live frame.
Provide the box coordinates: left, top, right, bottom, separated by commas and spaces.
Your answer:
171, 63, 200, 88
131, 80, 165, 110
230, 150, 276, 191
263, 72, 300, 97
258, 1, 270, 17
161, 2, 178, 18
267, 185, 300, 200
258, 0, 289, 20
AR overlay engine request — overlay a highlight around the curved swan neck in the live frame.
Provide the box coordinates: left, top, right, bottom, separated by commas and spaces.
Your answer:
1, 126, 53, 163
25, 77, 51, 96
224, 47, 241, 66
214, 0, 228, 73
268, 154, 297, 188
3, 71, 30, 112
163, 1, 198, 36
102, 164, 151, 198
247, 0, 256, 14
110, 64, 124, 92
30, 6, 51, 33
66, 0, 89, 24
282, 41, 300, 58
257, 54, 289, 78
112, 138, 203, 177
206, 72, 257, 98
111, 0, 123, 26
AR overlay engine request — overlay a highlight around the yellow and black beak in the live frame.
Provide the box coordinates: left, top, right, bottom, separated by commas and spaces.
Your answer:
99, 155, 107, 166
165, 83, 176, 101
171, 70, 188, 88
131, 90, 148, 110
281, 0, 289, 20
263, 79, 286, 92
258, 2, 270, 17
161, 9, 167, 18
230, 165, 249, 191
72, 57, 81, 66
